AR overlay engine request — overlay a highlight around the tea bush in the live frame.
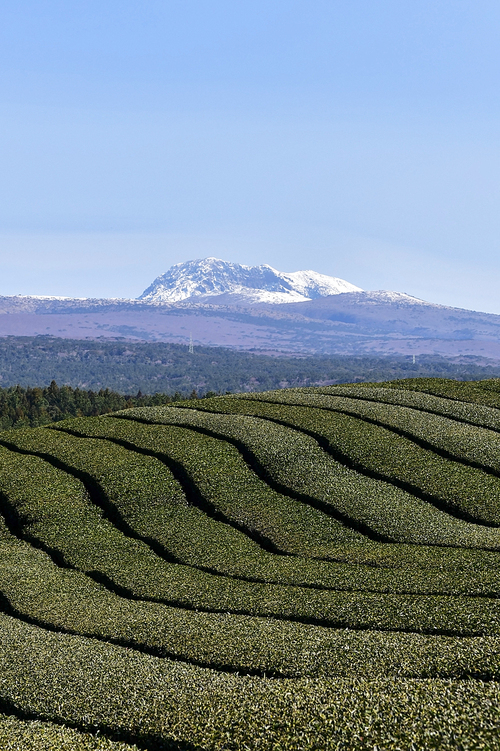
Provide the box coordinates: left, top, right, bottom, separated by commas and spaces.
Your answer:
1, 615, 500, 750
316, 384, 500, 430
191, 393, 500, 525
235, 389, 500, 474
119, 406, 500, 548
51, 416, 363, 559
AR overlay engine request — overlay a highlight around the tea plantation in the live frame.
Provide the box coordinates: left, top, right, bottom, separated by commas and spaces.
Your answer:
1, 378, 500, 749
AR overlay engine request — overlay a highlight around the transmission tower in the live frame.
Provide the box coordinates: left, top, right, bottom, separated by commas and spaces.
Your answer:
188, 333, 194, 354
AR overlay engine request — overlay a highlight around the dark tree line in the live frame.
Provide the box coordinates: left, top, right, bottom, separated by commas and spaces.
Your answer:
1, 336, 500, 431
0, 381, 197, 430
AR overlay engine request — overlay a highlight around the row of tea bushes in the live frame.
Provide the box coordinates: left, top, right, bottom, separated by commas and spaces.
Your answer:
0, 713, 140, 751
4, 431, 500, 605
5, 428, 500, 597
0, 437, 332, 619
5, 535, 500, 678
121, 406, 500, 549
3, 443, 500, 633
200, 394, 500, 526
238, 389, 500, 476
1, 427, 295, 589
1, 382, 500, 748
44, 411, 500, 574
3, 465, 496, 578
41, 422, 294, 576
52, 416, 363, 560
1, 614, 499, 751
0, 441, 214, 605
314, 384, 500, 431
379, 377, 500, 409
0, 423, 388, 593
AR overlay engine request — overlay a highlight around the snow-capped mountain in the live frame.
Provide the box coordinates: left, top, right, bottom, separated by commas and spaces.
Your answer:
4, 257, 500, 359
138, 258, 362, 304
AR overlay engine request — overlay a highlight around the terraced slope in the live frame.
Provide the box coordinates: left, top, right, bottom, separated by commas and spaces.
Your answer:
1, 379, 500, 748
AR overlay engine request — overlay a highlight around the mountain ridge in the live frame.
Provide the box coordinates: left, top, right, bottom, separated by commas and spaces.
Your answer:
0, 258, 499, 360
138, 257, 363, 304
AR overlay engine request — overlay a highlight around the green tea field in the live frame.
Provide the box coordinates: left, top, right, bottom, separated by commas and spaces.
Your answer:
1, 377, 500, 749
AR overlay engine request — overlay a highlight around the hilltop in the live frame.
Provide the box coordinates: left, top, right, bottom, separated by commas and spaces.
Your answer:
0, 378, 500, 747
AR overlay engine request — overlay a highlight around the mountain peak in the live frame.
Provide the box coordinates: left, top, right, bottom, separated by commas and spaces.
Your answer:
138, 257, 362, 304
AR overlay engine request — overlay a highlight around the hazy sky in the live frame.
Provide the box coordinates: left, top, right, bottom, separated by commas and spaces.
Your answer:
1, 1, 499, 311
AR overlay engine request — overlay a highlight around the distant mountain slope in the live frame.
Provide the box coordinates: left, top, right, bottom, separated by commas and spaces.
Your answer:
1, 288, 500, 360
138, 257, 362, 303
1, 257, 500, 360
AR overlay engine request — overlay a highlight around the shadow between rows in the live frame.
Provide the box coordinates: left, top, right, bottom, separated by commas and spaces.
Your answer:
0, 694, 203, 751
178, 400, 500, 532
313, 388, 500, 434
52, 425, 293, 559
111, 414, 392, 545
0, 586, 499, 662
2, 431, 500, 606
0, 436, 300, 592
115, 410, 500, 550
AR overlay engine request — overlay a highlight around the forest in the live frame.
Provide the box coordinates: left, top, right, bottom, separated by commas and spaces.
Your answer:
1, 335, 499, 395
0, 381, 191, 430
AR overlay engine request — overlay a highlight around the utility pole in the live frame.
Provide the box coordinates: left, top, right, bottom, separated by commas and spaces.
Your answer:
188, 332, 194, 354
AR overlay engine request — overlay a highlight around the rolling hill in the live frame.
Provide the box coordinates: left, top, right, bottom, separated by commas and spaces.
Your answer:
1, 378, 500, 748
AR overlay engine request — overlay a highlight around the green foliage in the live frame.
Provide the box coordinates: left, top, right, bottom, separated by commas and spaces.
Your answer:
0, 712, 140, 750
2, 335, 500, 396
122, 404, 500, 548
53, 416, 363, 559
0, 380, 183, 430
204, 390, 500, 525
380, 376, 500, 408
1, 615, 500, 750
4, 536, 500, 681
298, 389, 500, 474
2, 379, 500, 748
317, 383, 500, 429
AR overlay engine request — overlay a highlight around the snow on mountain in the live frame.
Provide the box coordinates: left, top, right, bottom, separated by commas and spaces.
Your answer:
352, 290, 439, 307
138, 258, 362, 304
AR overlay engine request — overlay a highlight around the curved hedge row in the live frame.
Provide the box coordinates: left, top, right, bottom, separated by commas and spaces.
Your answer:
379, 376, 500, 409
4, 442, 500, 631
1, 615, 500, 751
316, 384, 500, 431
52, 417, 363, 559
0, 712, 140, 751
119, 406, 500, 549
188, 393, 500, 526
4, 535, 500, 679
231, 389, 500, 475
4, 435, 500, 609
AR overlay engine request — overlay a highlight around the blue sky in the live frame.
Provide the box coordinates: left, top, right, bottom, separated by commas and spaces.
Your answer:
1, 1, 499, 311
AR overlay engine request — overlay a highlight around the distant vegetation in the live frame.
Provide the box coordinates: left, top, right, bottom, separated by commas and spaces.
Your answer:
0, 381, 195, 430
1, 335, 500, 395
1, 378, 500, 747
3, 336, 500, 430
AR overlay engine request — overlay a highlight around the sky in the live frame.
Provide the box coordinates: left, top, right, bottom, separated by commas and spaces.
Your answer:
1, 1, 500, 312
